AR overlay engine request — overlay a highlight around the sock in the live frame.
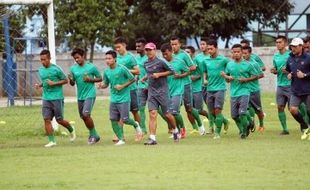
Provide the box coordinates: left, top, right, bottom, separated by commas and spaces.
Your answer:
175, 114, 185, 129
248, 107, 255, 118
139, 106, 147, 133
150, 134, 156, 141
111, 121, 124, 140
208, 113, 215, 128
278, 112, 288, 132
240, 114, 249, 136
191, 108, 202, 126
48, 134, 55, 142
124, 118, 138, 129
291, 112, 308, 131
259, 118, 264, 128
223, 117, 229, 126
66, 125, 73, 133
233, 117, 242, 134
192, 123, 198, 130
89, 127, 99, 137
214, 114, 224, 135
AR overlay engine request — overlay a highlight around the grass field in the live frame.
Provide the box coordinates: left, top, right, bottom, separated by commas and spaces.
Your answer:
0, 93, 309, 190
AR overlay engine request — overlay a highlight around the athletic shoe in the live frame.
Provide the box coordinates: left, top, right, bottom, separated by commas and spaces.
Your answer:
144, 138, 157, 145
223, 119, 230, 134
206, 127, 214, 134
198, 126, 206, 135
69, 126, 76, 142
173, 132, 180, 142
240, 134, 247, 139
301, 128, 310, 140
189, 129, 199, 135
257, 127, 265, 132
44, 141, 56, 148
248, 120, 255, 134
180, 128, 186, 139
280, 131, 289, 135
115, 140, 125, 146
168, 134, 173, 139
88, 136, 100, 145
213, 134, 220, 139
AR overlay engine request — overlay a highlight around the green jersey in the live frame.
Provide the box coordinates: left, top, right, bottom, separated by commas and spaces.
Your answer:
246, 59, 263, 93
173, 49, 194, 85
167, 58, 189, 96
116, 52, 138, 90
251, 53, 265, 69
38, 64, 66, 100
136, 54, 148, 89
103, 64, 134, 103
193, 52, 209, 92
203, 54, 229, 92
70, 62, 101, 100
273, 50, 291, 87
225, 60, 257, 97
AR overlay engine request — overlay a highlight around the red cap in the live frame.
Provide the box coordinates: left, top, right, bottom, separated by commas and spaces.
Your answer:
145, 42, 156, 50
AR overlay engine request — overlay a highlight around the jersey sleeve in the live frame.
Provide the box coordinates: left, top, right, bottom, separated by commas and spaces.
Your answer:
254, 55, 265, 68
56, 65, 67, 80
184, 52, 194, 67
69, 66, 76, 81
123, 66, 135, 80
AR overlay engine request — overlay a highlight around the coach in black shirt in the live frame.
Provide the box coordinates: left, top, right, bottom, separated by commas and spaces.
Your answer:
286, 37, 310, 139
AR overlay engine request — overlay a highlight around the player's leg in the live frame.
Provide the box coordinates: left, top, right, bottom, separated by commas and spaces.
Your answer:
250, 91, 264, 132
130, 89, 141, 125
144, 95, 159, 145
79, 98, 100, 144
206, 92, 215, 134
231, 97, 242, 135
213, 90, 227, 138
42, 100, 56, 147
192, 91, 206, 135
239, 95, 250, 138
170, 95, 186, 138
138, 88, 148, 134
289, 95, 308, 139
277, 87, 290, 134
109, 103, 125, 145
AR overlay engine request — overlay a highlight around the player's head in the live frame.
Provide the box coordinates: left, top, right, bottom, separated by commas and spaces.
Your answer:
170, 36, 181, 53
275, 35, 287, 51
303, 36, 310, 53
185, 46, 195, 58
114, 37, 127, 55
231, 44, 243, 61
289, 38, 304, 56
105, 50, 117, 67
242, 46, 252, 61
145, 42, 157, 60
200, 37, 208, 53
71, 48, 85, 65
160, 43, 173, 62
207, 39, 218, 57
135, 37, 147, 55
40, 49, 51, 68
240, 39, 250, 47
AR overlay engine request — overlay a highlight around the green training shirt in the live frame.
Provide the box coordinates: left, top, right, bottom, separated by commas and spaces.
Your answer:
246, 59, 262, 93
251, 53, 265, 69
203, 54, 229, 92
104, 64, 134, 103
39, 64, 66, 100
70, 62, 101, 100
193, 52, 209, 92
225, 60, 257, 97
136, 54, 148, 89
116, 52, 138, 90
167, 58, 189, 97
173, 49, 194, 85
273, 50, 291, 87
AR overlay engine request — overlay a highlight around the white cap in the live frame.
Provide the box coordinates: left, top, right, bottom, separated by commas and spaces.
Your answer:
290, 38, 304, 46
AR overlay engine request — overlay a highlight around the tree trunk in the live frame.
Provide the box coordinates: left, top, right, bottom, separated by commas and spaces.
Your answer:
89, 40, 95, 63
225, 37, 230, 48
194, 37, 200, 49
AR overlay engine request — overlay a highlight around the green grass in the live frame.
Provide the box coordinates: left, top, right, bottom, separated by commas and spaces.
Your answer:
0, 93, 309, 190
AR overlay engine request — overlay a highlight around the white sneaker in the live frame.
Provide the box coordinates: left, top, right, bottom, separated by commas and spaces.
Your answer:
213, 134, 221, 140
115, 140, 125, 146
44, 141, 56, 148
70, 126, 76, 142
198, 126, 206, 135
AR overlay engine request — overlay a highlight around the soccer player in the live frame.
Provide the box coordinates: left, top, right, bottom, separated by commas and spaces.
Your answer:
98, 50, 142, 145
114, 37, 141, 127
303, 36, 310, 53
36, 50, 76, 148
242, 46, 265, 132
68, 48, 102, 145
143, 42, 179, 145
285, 38, 310, 140
240, 39, 266, 71
270, 35, 291, 135
162, 43, 190, 138
170, 36, 204, 136
221, 44, 258, 139
135, 38, 148, 134
203, 39, 230, 139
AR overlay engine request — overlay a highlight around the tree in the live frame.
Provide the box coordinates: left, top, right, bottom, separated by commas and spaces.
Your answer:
124, 0, 293, 47
55, 0, 127, 61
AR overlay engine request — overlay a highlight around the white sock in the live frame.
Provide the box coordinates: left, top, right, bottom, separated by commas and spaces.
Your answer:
150, 134, 156, 141
174, 128, 178, 134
